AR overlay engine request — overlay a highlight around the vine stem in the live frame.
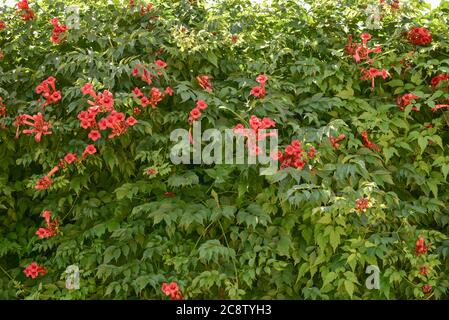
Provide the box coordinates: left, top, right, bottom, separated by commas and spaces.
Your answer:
0, 264, 14, 281
61, 193, 80, 222
218, 220, 239, 288
218, 106, 249, 127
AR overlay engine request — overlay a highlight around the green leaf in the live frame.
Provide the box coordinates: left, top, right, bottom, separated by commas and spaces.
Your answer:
418, 136, 428, 154
344, 280, 355, 298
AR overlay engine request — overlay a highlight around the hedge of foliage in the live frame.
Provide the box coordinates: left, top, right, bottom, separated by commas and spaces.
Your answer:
1, 0, 449, 300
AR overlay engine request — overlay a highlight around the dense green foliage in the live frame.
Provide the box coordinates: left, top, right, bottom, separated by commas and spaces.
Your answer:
1, 0, 449, 299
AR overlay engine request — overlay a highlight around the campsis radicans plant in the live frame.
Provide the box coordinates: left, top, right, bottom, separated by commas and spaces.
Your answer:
35, 144, 96, 190
344, 33, 381, 64
419, 266, 428, 276
431, 74, 449, 90
133, 87, 165, 109
15, 113, 52, 143
132, 60, 167, 84
188, 99, 208, 123
330, 134, 345, 149
0, 21, 6, 30
360, 67, 390, 90
233, 115, 276, 156
161, 282, 183, 300
50, 18, 68, 44
132, 64, 155, 85
397, 93, 420, 111
276, 139, 307, 170
80, 84, 137, 139
355, 197, 371, 212
361, 131, 381, 152
35, 76, 62, 107
17, 0, 36, 21
416, 236, 428, 256
197, 75, 213, 92
422, 284, 432, 294
431, 98, 449, 112
250, 74, 268, 99
35, 210, 59, 239
101, 111, 138, 139
23, 262, 47, 279
35, 176, 53, 190
140, 3, 154, 16
390, 0, 400, 10
81, 83, 114, 112
0, 97, 6, 118
407, 27, 432, 46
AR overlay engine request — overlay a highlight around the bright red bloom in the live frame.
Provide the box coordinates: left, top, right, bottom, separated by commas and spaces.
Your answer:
17, 0, 30, 10
419, 266, 428, 276
360, 67, 390, 90
416, 236, 428, 255
344, 34, 381, 64
133, 88, 143, 98
279, 141, 306, 170
407, 27, 432, 46
397, 93, 420, 111
98, 118, 108, 130
431, 74, 449, 90
233, 116, 277, 156
147, 168, 157, 175
164, 86, 174, 96
140, 3, 153, 16
355, 197, 370, 212
88, 130, 101, 142
126, 116, 138, 126
197, 75, 213, 92
35, 176, 53, 190
0, 97, 7, 118
23, 262, 47, 279
35, 210, 58, 239
422, 284, 432, 294
36, 77, 61, 107
149, 87, 162, 109
84, 89, 114, 112
0, 21, 6, 30
361, 131, 381, 152
64, 153, 78, 164
36, 228, 53, 238
162, 282, 183, 300
17, 0, 35, 21
84, 144, 97, 155
360, 33, 371, 44
285, 145, 295, 156
154, 60, 167, 68
21, 113, 52, 142
391, 0, 400, 9
233, 123, 245, 134
82, 83, 95, 96
307, 146, 316, 158
196, 100, 208, 110
250, 86, 266, 99
256, 74, 268, 85
330, 134, 345, 149
189, 108, 202, 121
249, 115, 261, 130
262, 117, 276, 128
131, 68, 139, 76
50, 17, 68, 44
